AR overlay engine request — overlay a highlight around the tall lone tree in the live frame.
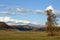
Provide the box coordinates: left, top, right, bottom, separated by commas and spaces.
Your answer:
45, 6, 58, 36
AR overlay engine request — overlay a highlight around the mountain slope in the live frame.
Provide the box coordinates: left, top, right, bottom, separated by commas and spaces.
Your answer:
0, 22, 15, 29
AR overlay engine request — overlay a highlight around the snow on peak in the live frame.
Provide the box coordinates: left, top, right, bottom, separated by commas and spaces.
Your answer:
45, 5, 55, 13
45, 5, 54, 11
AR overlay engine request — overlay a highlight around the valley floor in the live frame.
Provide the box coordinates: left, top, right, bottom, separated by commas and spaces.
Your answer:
0, 30, 60, 40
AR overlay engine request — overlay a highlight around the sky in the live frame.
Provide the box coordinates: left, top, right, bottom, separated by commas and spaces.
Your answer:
0, 0, 60, 25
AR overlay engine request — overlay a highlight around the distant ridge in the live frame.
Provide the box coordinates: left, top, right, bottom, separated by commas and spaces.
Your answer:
0, 22, 15, 29
0, 22, 46, 31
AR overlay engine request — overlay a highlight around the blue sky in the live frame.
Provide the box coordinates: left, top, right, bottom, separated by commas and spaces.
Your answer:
0, 0, 60, 10
0, 0, 60, 25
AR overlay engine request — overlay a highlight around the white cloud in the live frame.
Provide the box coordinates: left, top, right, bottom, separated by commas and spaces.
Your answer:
16, 7, 43, 13
31, 22, 45, 25
13, 13, 27, 16
0, 16, 45, 25
0, 11, 27, 16
16, 7, 32, 13
16, 8, 23, 12
33, 10, 44, 14
0, 4, 6, 8
0, 17, 30, 25
0, 5, 60, 15
55, 10, 60, 14
7, 6, 43, 13
45, 5, 54, 10
16, 7, 44, 14
0, 11, 11, 14
0, 17, 14, 22
15, 6, 60, 15
45, 5, 55, 13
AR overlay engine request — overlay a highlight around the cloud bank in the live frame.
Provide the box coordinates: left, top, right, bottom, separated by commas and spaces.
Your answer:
0, 16, 45, 25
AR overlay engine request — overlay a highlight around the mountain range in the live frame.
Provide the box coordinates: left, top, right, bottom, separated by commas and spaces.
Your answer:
0, 22, 46, 31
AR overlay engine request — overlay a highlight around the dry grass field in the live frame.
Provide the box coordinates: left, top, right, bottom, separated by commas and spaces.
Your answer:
0, 30, 60, 40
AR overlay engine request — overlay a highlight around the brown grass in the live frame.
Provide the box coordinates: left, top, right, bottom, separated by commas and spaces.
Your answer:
0, 30, 60, 40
